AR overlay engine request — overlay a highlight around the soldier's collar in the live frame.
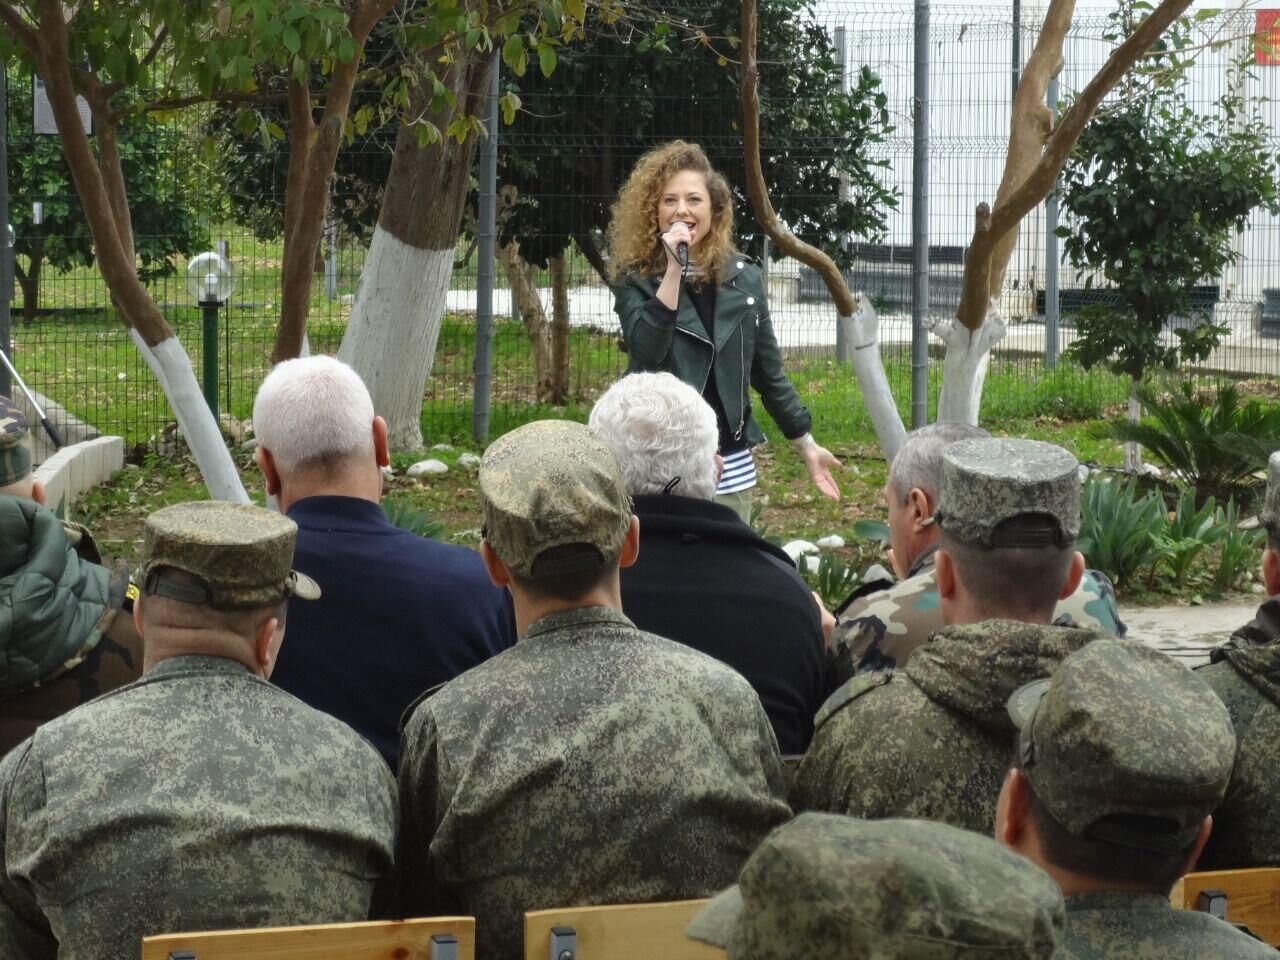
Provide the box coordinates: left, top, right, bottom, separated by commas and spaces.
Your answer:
524, 605, 635, 640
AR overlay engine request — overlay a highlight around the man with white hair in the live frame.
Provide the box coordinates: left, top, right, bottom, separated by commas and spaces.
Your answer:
253, 357, 514, 768
589, 372, 827, 753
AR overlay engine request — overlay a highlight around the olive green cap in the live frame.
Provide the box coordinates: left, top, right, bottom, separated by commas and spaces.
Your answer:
479, 420, 632, 579
935, 438, 1080, 549
140, 501, 321, 610
0, 395, 32, 486
1008, 639, 1235, 855
1258, 450, 1280, 536
687, 814, 1063, 960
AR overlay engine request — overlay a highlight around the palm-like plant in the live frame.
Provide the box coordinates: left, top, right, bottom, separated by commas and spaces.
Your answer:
1110, 381, 1280, 504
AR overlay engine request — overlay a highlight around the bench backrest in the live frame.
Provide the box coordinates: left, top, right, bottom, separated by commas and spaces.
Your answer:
1171, 868, 1280, 946
524, 900, 724, 960
140, 917, 476, 960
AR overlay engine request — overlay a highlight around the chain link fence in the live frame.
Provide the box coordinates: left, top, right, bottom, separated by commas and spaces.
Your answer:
4, 1, 1280, 449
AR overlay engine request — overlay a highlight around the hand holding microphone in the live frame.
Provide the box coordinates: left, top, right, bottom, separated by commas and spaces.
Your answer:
660, 221, 693, 273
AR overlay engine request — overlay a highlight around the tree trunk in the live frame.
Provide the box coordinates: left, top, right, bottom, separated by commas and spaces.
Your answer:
498, 241, 554, 403
1124, 382, 1143, 473
549, 254, 570, 403
26, 1, 246, 501
337, 49, 495, 449
841, 294, 907, 458
934, 312, 1008, 424
15, 245, 40, 322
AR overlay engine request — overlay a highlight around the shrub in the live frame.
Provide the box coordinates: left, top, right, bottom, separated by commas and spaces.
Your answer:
1077, 476, 1168, 587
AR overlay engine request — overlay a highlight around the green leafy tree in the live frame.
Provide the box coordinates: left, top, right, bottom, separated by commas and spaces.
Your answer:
6, 69, 207, 321
1058, 6, 1279, 382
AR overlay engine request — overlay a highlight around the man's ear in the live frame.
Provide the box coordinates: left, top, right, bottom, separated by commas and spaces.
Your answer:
908, 487, 932, 528
935, 547, 958, 600
1059, 550, 1086, 600
30, 479, 45, 506
132, 593, 145, 639
618, 515, 641, 569
480, 541, 512, 589
995, 768, 1031, 850
256, 446, 282, 497
1263, 548, 1280, 596
372, 416, 390, 469
1182, 817, 1213, 878
255, 614, 281, 677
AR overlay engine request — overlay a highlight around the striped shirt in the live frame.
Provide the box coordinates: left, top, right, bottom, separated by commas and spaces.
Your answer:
716, 448, 757, 495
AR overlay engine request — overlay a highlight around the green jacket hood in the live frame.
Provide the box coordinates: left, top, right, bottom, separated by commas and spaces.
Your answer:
0, 496, 113, 696
906, 620, 1101, 736
1213, 637, 1280, 706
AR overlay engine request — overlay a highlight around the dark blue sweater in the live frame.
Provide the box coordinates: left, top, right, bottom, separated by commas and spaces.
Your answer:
271, 496, 516, 769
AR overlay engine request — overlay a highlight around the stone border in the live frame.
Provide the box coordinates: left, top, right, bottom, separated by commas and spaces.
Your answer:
35, 436, 124, 519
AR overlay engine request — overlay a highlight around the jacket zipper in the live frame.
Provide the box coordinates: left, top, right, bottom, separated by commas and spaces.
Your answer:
675, 323, 714, 394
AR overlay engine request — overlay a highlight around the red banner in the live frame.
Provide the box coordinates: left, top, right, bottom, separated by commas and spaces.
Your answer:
1257, 10, 1280, 64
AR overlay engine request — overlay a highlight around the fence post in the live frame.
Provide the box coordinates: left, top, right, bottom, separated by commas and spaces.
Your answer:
472, 52, 499, 446
0, 62, 12, 399
834, 25, 851, 365
911, 0, 930, 428
1045, 74, 1060, 369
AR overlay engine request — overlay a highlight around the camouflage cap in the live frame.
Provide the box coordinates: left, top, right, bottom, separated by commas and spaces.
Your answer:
1258, 450, 1280, 536
139, 501, 321, 610
0, 395, 32, 486
687, 813, 1063, 960
934, 437, 1080, 548
1008, 639, 1235, 855
479, 420, 632, 579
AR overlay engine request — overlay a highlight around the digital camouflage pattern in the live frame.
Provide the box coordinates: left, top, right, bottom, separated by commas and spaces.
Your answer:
1195, 632, 1280, 869
830, 549, 1123, 679
0, 397, 32, 487
687, 814, 1063, 960
141, 501, 320, 609
792, 620, 1099, 831
1008, 640, 1232, 851
0, 655, 396, 960
1058, 891, 1276, 959
480, 420, 633, 578
1258, 450, 1280, 534
935, 438, 1080, 548
397, 605, 791, 960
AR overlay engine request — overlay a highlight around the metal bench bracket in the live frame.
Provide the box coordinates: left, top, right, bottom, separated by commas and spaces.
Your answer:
550, 925, 577, 960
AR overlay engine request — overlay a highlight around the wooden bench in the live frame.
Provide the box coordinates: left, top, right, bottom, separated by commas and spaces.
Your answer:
141, 917, 475, 960
524, 900, 724, 960
1171, 868, 1280, 946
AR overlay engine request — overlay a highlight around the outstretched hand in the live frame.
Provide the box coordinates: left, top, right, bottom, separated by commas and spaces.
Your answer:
800, 440, 841, 501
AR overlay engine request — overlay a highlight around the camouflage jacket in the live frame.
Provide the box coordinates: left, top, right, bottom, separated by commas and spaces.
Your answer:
1195, 618, 1280, 870
0, 655, 396, 960
830, 546, 1124, 680
792, 620, 1100, 832
396, 606, 791, 960
1058, 891, 1275, 959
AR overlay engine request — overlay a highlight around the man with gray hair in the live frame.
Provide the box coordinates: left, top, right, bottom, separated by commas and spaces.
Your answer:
831, 422, 1122, 679
589, 372, 828, 753
253, 356, 514, 769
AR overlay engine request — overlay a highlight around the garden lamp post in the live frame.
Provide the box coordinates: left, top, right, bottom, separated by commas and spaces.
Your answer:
185, 251, 235, 419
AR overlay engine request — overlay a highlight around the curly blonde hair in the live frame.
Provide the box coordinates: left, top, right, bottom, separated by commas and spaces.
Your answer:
607, 141, 736, 285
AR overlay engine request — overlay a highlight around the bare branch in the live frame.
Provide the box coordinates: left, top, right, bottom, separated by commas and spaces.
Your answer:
956, 0, 1196, 330
0, 0, 41, 56
739, 0, 855, 316
139, 24, 169, 70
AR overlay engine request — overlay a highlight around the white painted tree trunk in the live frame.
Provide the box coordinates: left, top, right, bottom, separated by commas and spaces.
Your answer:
337, 226, 454, 451
933, 311, 1008, 424
1124, 385, 1143, 473
129, 330, 248, 503
840, 293, 907, 460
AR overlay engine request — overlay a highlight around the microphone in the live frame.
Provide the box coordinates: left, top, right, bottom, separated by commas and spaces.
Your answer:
676, 242, 689, 268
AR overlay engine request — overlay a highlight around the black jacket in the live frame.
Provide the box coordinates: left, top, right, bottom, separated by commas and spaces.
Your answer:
620, 494, 827, 753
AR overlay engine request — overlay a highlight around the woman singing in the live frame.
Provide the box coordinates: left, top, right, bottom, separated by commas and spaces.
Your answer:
608, 141, 840, 520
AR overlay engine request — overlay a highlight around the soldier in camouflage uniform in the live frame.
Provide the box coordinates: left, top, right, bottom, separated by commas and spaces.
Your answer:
0, 397, 143, 754
687, 813, 1063, 960
1195, 450, 1280, 869
0, 501, 396, 960
396, 420, 791, 960
831, 423, 1123, 680
996, 640, 1271, 959
793, 438, 1102, 832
